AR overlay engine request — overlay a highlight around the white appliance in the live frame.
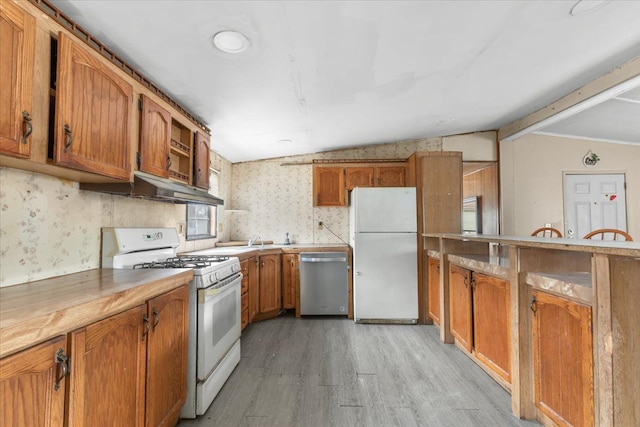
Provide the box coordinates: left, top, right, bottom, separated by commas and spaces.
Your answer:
101, 227, 242, 419
349, 187, 418, 323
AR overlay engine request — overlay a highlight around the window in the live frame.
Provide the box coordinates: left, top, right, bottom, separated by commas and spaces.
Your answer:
186, 168, 219, 240
186, 204, 217, 240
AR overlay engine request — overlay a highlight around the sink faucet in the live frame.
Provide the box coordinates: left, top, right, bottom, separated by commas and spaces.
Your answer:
248, 235, 262, 247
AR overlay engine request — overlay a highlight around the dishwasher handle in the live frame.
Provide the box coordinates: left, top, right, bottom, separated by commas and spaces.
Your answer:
300, 256, 347, 263
300, 252, 347, 263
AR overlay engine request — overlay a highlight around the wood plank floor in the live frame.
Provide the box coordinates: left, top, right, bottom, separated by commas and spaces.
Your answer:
179, 314, 539, 427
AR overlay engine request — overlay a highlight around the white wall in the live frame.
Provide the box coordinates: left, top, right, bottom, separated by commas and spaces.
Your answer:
500, 133, 640, 238
0, 153, 232, 287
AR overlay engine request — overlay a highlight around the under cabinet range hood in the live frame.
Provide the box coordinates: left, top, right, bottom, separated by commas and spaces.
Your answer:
79, 171, 224, 206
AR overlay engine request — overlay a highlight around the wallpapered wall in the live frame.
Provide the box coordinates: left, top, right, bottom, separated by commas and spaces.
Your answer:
0, 152, 232, 288
228, 138, 441, 245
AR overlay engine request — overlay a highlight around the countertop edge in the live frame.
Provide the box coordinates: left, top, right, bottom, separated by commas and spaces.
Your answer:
0, 269, 193, 358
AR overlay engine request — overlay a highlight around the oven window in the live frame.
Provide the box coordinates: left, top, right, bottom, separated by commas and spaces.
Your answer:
186, 204, 217, 240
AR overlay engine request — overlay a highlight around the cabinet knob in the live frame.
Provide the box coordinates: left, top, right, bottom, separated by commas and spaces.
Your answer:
21, 111, 32, 144
54, 348, 69, 391
63, 124, 73, 153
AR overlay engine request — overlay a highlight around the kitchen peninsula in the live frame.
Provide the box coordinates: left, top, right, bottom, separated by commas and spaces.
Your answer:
423, 233, 640, 427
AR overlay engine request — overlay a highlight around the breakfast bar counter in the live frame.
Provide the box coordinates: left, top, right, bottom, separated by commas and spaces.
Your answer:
422, 233, 639, 427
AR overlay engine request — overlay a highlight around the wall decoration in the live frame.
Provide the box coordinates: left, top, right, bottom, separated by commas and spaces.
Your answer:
582, 150, 600, 167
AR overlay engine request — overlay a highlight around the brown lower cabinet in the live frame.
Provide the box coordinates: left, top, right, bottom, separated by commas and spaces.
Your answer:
254, 253, 281, 320
281, 253, 297, 309
0, 336, 67, 427
532, 289, 593, 427
473, 272, 510, 382
449, 265, 511, 383
1, 284, 189, 427
427, 256, 440, 324
449, 265, 473, 352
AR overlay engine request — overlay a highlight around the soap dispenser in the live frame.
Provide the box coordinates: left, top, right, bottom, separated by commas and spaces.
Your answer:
283, 232, 291, 245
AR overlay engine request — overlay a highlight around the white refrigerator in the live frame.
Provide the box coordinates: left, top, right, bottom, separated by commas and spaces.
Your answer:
350, 187, 418, 323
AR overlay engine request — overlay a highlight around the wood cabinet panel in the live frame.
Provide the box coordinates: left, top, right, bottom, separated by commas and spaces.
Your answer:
449, 265, 472, 352
193, 131, 210, 189
473, 273, 510, 382
421, 154, 462, 233
281, 253, 297, 309
376, 166, 406, 187
67, 304, 147, 427
145, 285, 189, 427
258, 254, 281, 315
0, 1, 35, 158
345, 166, 374, 190
0, 336, 66, 427
532, 290, 593, 427
247, 256, 259, 322
54, 33, 132, 180
427, 257, 440, 324
314, 166, 345, 206
139, 94, 171, 178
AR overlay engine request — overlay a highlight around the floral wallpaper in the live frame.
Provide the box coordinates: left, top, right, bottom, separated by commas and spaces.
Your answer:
229, 138, 441, 245
0, 152, 232, 288
0, 138, 438, 288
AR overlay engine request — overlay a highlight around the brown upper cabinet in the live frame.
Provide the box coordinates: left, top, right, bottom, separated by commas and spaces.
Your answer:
0, 1, 35, 159
193, 131, 210, 189
314, 166, 346, 206
345, 166, 374, 191
376, 165, 406, 187
53, 33, 132, 180
139, 95, 171, 178
314, 161, 408, 206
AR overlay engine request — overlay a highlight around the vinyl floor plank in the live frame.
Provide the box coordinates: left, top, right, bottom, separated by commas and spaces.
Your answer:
179, 315, 539, 427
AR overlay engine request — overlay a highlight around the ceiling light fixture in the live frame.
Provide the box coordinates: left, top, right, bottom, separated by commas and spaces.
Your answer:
276, 139, 294, 144
570, 0, 611, 16
212, 30, 250, 53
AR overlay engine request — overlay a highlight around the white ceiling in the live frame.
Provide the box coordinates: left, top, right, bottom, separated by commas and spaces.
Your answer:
50, 0, 640, 163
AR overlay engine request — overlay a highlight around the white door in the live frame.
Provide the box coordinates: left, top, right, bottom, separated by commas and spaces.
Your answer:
563, 173, 627, 239
353, 232, 418, 321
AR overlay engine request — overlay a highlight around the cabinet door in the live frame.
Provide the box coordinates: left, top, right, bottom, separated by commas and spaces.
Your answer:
68, 304, 147, 427
281, 253, 297, 309
376, 166, 406, 187
345, 166, 374, 191
0, 1, 35, 158
247, 256, 259, 322
532, 290, 593, 427
259, 254, 281, 315
473, 273, 510, 382
54, 33, 132, 180
449, 265, 472, 352
427, 257, 440, 324
145, 285, 189, 427
0, 336, 67, 427
313, 166, 345, 206
139, 94, 171, 178
193, 131, 210, 189
421, 154, 462, 233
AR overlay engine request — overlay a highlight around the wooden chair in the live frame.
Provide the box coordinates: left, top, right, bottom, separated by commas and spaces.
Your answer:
583, 228, 633, 241
531, 227, 563, 238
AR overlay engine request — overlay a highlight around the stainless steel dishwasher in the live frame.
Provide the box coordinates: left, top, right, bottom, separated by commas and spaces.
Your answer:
299, 252, 349, 315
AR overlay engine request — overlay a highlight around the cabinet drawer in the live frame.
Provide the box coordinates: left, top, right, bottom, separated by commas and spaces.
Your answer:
241, 292, 248, 310
241, 276, 248, 295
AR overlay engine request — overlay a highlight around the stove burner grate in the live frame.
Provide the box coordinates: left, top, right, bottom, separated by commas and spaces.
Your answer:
132, 255, 230, 270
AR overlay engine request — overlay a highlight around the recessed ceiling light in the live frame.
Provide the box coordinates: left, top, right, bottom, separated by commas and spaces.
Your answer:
212, 31, 250, 53
570, 0, 610, 16
276, 139, 294, 144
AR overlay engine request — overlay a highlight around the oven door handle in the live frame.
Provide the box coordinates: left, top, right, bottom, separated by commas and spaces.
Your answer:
198, 278, 241, 303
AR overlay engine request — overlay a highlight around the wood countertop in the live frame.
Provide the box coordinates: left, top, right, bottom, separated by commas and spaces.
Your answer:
423, 233, 640, 256
0, 268, 193, 358
181, 243, 349, 258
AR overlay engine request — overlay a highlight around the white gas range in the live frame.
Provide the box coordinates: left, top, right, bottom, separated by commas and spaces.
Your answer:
101, 227, 242, 419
